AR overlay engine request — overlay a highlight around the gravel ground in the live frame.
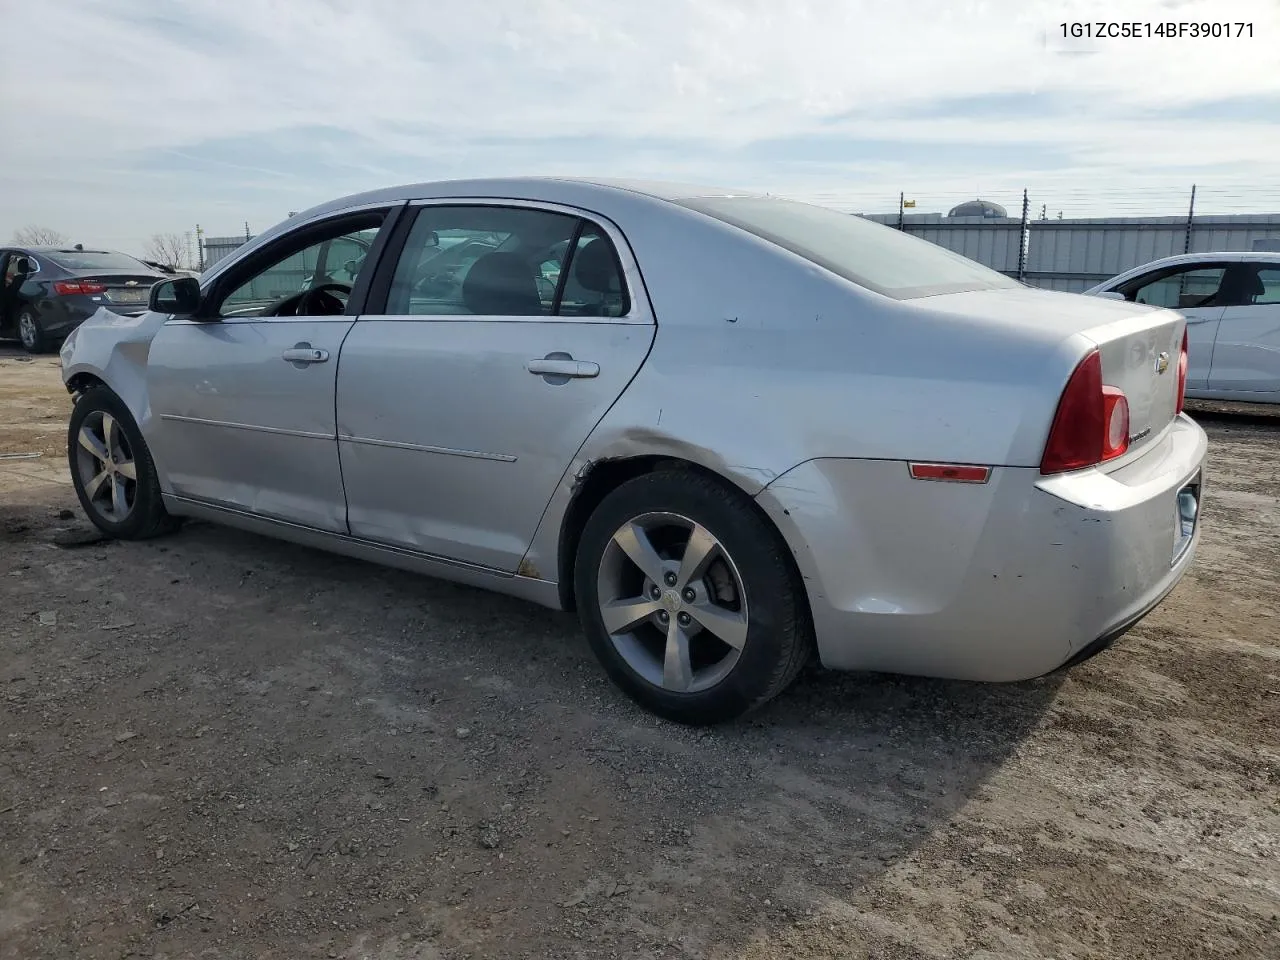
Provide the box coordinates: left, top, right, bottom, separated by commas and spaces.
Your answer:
1, 351, 1277, 959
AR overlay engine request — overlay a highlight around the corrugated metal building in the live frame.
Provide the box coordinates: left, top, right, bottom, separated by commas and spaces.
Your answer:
201, 236, 250, 269
863, 212, 1280, 292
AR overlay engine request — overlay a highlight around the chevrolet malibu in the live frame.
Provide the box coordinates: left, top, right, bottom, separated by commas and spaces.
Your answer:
59, 178, 1207, 724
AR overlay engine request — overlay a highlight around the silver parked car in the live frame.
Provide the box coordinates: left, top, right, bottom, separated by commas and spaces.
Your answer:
59, 178, 1208, 724
1083, 251, 1280, 404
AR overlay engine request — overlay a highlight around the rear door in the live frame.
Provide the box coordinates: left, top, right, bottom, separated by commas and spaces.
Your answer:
1207, 263, 1280, 396
336, 200, 654, 572
145, 206, 400, 532
1116, 261, 1234, 389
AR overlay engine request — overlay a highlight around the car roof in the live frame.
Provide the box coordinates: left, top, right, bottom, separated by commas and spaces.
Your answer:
1083, 250, 1280, 293
1119, 251, 1280, 271
222, 176, 767, 273
279, 176, 763, 232
328, 176, 759, 207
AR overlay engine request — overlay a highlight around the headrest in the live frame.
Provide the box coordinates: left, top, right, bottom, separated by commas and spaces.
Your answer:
462, 252, 542, 316
574, 237, 619, 294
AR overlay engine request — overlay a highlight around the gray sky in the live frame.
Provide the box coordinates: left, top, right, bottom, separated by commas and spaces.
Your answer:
2, 0, 1278, 257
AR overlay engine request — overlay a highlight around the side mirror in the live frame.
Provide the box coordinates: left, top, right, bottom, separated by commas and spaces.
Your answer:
1096, 290, 1127, 301
149, 276, 202, 316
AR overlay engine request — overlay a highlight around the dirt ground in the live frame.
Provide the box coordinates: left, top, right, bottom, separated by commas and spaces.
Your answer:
1, 347, 1277, 960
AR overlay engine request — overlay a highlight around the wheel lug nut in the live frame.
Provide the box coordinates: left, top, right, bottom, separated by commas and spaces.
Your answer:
649, 586, 661, 600
663, 572, 677, 587
682, 588, 695, 602
657, 611, 670, 623
678, 612, 691, 626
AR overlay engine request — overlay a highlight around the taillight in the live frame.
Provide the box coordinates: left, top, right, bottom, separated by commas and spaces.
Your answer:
54, 280, 108, 295
1040, 349, 1130, 474
1102, 386, 1129, 460
1175, 328, 1189, 415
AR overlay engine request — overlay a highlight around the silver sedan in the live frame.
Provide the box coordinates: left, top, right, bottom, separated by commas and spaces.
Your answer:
59, 178, 1208, 724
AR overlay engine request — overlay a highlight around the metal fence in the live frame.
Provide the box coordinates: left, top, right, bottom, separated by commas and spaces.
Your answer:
862, 211, 1280, 293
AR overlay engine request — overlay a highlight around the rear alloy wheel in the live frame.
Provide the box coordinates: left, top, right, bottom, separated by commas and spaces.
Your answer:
18, 308, 48, 354
575, 469, 812, 725
68, 387, 178, 540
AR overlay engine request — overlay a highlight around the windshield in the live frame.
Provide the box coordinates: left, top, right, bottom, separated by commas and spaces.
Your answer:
46, 250, 152, 272
676, 196, 1019, 300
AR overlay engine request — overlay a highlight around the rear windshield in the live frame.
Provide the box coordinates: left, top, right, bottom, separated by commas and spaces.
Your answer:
676, 196, 1019, 300
46, 250, 151, 272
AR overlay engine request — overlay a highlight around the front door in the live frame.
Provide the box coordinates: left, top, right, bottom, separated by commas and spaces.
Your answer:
145, 210, 394, 532
336, 201, 654, 572
1207, 264, 1280, 397
1117, 262, 1234, 390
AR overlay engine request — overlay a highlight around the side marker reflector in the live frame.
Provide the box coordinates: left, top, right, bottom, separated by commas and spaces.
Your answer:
909, 463, 992, 483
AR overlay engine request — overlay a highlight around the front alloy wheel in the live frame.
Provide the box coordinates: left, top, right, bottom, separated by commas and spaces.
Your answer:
67, 387, 178, 540
73, 410, 138, 523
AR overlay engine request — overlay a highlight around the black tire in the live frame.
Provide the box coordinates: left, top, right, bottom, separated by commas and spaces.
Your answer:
575, 468, 812, 725
67, 386, 179, 540
18, 307, 48, 354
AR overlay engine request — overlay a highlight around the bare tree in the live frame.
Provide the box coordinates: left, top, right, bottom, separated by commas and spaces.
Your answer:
144, 232, 190, 269
12, 225, 67, 246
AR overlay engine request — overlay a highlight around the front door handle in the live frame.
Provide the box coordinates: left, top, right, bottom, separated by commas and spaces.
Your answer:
527, 355, 600, 380
282, 343, 329, 366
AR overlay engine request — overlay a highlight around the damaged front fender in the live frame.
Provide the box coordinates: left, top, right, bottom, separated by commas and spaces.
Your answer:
60, 306, 169, 442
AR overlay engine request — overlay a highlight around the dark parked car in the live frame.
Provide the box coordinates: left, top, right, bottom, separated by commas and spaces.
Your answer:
0, 246, 168, 353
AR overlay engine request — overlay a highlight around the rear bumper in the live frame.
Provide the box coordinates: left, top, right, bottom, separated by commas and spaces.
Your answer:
755, 415, 1209, 682
1048, 559, 1186, 674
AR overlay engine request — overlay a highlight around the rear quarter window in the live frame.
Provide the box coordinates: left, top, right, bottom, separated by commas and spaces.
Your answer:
676, 196, 1019, 300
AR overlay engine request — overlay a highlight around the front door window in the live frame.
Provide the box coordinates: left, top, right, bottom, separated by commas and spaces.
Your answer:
218, 226, 381, 318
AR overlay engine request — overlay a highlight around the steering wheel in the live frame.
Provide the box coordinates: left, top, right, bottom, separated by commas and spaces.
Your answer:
297, 282, 351, 316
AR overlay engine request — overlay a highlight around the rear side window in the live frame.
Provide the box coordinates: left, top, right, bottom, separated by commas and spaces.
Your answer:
1252, 267, 1280, 304
1124, 266, 1227, 308
676, 196, 1019, 300
46, 250, 151, 272
383, 205, 629, 317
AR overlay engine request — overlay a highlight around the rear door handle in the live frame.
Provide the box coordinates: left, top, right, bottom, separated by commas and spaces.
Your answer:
282, 343, 329, 366
527, 357, 600, 379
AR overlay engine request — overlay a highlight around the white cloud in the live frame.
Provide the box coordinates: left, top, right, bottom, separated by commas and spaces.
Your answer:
1, 0, 1277, 251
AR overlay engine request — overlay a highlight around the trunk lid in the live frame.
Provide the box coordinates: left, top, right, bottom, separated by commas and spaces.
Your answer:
77, 273, 163, 308
913, 286, 1185, 460
1085, 310, 1183, 456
